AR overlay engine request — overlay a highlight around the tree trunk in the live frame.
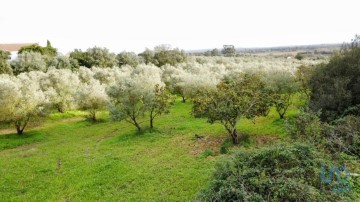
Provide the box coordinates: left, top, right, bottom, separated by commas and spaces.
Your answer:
15, 122, 23, 135
279, 113, 285, 119
150, 110, 154, 129
150, 118, 154, 129
132, 118, 142, 131
15, 118, 29, 135
90, 110, 96, 122
182, 96, 186, 103
231, 129, 239, 144
57, 105, 64, 113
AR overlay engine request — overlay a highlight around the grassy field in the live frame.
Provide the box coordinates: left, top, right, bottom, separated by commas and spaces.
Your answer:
0, 98, 299, 201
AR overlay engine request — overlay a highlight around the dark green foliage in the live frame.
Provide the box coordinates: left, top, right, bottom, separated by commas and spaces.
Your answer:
295, 52, 304, 60
196, 143, 352, 202
0, 50, 12, 74
139, 46, 187, 67
309, 35, 360, 121
69, 47, 116, 68
201, 149, 215, 158
18, 40, 57, 57
18, 44, 44, 54
219, 138, 232, 154
69, 49, 91, 68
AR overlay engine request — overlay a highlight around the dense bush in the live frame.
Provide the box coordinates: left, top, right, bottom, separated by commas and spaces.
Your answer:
309, 35, 360, 122
323, 116, 360, 157
69, 47, 116, 68
196, 143, 352, 202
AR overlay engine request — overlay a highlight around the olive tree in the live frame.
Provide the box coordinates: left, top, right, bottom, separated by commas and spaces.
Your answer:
41, 69, 80, 112
267, 70, 299, 119
145, 84, 174, 128
192, 73, 271, 144
10, 52, 47, 75
48, 55, 75, 70
0, 73, 49, 135
108, 64, 164, 131
77, 79, 109, 122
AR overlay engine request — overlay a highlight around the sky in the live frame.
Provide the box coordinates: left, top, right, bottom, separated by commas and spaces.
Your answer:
0, 0, 359, 54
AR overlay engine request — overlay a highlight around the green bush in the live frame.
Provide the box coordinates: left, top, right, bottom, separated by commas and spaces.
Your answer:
309, 35, 360, 122
323, 116, 360, 157
196, 143, 353, 202
201, 149, 215, 158
219, 138, 232, 154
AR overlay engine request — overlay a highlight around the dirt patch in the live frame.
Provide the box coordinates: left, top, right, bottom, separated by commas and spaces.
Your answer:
188, 136, 223, 156
253, 135, 279, 146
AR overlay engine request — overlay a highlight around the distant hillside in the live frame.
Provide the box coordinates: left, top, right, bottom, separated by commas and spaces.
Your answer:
187, 44, 342, 55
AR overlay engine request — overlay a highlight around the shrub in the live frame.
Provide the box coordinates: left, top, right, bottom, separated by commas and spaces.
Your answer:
219, 138, 232, 154
309, 35, 360, 122
201, 149, 215, 158
196, 143, 352, 202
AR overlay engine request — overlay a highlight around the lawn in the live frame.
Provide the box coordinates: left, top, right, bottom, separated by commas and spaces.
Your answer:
0, 98, 295, 201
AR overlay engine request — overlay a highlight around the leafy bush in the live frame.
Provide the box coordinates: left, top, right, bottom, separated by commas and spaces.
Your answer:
196, 143, 352, 202
287, 110, 360, 158
309, 35, 360, 122
201, 149, 215, 158
219, 138, 232, 154
323, 116, 360, 157
286, 109, 323, 143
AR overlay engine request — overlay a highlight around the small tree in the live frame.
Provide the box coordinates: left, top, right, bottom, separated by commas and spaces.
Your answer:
77, 79, 109, 122
192, 73, 270, 144
108, 81, 146, 131
267, 70, 299, 119
295, 65, 315, 100
146, 84, 175, 128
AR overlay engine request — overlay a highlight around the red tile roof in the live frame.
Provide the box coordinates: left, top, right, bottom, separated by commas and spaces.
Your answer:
0, 43, 37, 52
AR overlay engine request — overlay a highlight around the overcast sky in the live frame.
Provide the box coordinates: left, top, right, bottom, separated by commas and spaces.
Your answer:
0, 0, 358, 53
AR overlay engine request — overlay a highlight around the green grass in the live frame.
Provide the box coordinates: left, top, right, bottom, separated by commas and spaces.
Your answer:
0, 98, 299, 201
